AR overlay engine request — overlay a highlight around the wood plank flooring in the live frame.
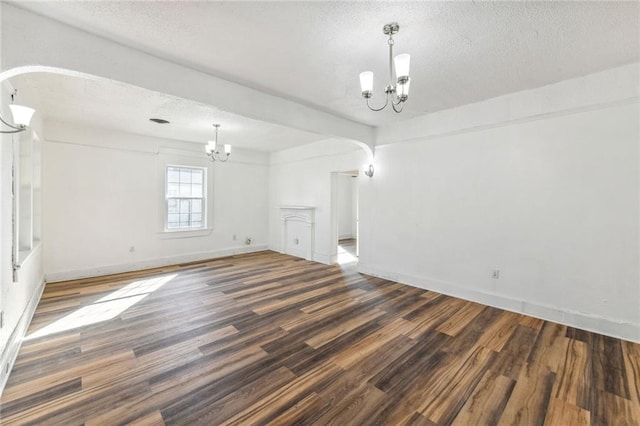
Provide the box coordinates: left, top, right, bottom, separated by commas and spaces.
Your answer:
1, 250, 638, 425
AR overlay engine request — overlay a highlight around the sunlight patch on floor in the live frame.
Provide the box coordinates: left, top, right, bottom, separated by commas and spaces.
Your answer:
26, 273, 177, 340
337, 245, 357, 265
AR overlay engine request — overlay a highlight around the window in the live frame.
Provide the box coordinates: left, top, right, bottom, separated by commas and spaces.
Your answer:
157, 149, 213, 239
165, 166, 205, 230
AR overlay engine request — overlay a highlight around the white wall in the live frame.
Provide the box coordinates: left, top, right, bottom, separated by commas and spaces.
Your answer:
0, 82, 45, 393
42, 121, 270, 281
359, 65, 640, 342
269, 139, 366, 264
351, 178, 358, 240
337, 174, 355, 239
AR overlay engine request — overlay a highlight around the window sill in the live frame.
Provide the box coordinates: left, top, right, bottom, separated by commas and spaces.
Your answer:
158, 228, 213, 239
17, 240, 42, 266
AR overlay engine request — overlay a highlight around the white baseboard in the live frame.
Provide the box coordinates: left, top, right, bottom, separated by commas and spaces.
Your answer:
267, 243, 333, 265
338, 234, 354, 241
358, 263, 640, 344
45, 245, 269, 283
312, 252, 332, 265
0, 278, 46, 397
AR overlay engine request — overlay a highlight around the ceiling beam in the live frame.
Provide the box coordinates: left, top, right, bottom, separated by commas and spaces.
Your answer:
0, 4, 375, 157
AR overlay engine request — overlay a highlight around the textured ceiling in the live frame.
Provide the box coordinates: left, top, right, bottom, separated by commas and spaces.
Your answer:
10, 1, 640, 128
10, 72, 326, 151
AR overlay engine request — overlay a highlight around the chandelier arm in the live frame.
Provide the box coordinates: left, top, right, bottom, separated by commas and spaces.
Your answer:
207, 151, 231, 162
0, 114, 23, 131
392, 100, 405, 113
366, 94, 389, 112
392, 94, 407, 107
0, 128, 26, 134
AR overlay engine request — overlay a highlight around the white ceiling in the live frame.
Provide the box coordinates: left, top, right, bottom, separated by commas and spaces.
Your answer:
13, 1, 639, 128
10, 72, 327, 151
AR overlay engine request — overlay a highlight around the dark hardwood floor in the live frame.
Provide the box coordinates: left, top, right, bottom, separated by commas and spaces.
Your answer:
1, 251, 638, 425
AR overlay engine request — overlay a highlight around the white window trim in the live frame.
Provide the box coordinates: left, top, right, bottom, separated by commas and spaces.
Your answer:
158, 227, 213, 239
157, 149, 214, 239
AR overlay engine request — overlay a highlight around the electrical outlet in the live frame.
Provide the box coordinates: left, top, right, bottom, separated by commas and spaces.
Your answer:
491, 269, 500, 279
0, 311, 3, 328
129, 246, 135, 253
232, 234, 237, 241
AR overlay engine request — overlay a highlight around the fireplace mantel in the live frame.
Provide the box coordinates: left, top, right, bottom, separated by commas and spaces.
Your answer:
279, 206, 314, 260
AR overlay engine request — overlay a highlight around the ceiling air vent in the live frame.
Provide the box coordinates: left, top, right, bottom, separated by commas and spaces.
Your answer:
149, 118, 170, 124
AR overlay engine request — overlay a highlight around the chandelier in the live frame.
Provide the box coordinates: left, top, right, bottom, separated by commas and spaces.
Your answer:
205, 124, 231, 162
359, 22, 411, 113
1, 90, 35, 134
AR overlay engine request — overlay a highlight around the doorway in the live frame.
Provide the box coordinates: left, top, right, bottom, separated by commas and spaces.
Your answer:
333, 170, 358, 265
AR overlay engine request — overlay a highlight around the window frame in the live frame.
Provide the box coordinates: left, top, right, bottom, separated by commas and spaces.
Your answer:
157, 149, 213, 239
165, 165, 206, 231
